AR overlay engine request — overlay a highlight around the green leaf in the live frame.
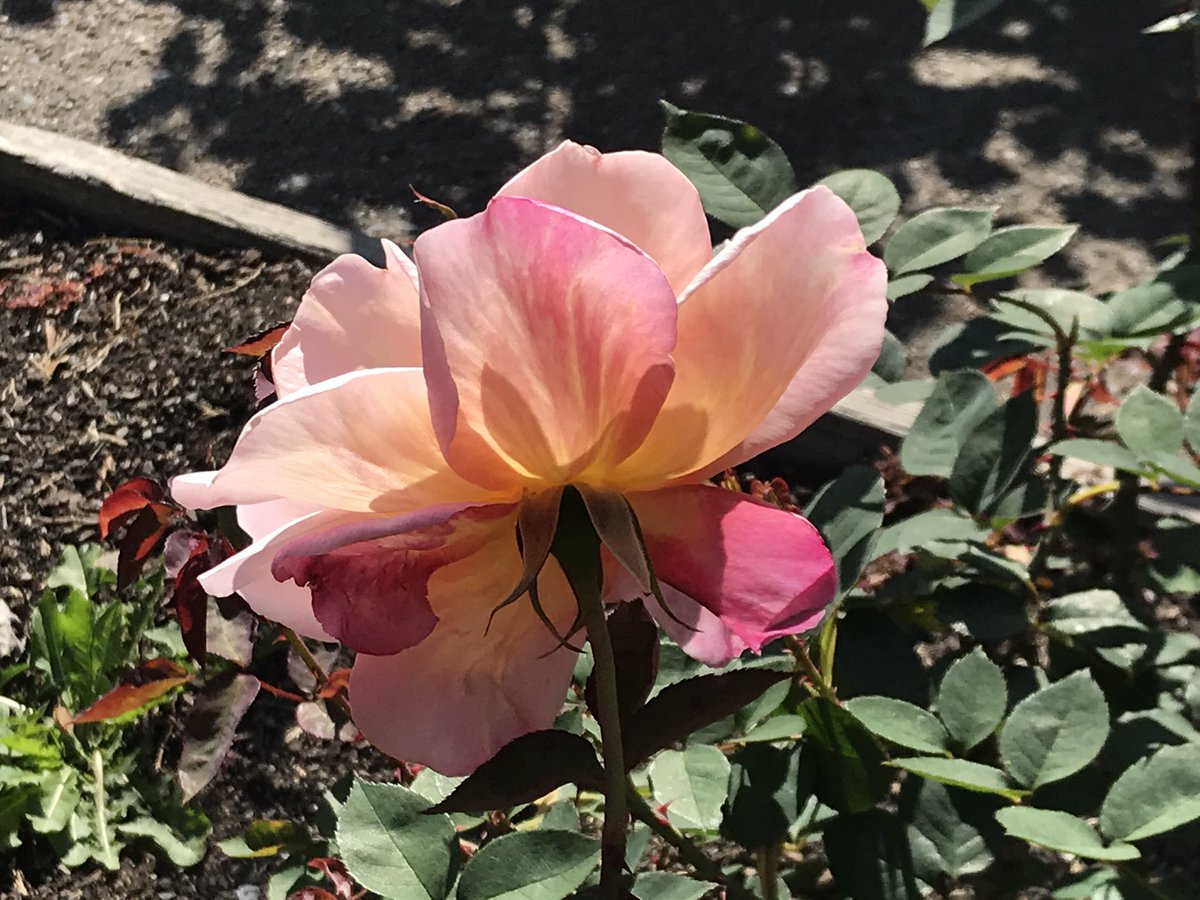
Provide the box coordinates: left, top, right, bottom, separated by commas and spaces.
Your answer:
456, 830, 600, 900
900, 370, 997, 476
825, 810, 927, 900
804, 466, 885, 594
889, 757, 1027, 801
1106, 275, 1200, 337
30, 768, 80, 834
624, 668, 789, 768
538, 800, 580, 832
425, 730, 601, 814
923, 0, 1008, 45
721, 744, 803, 849
872, 508, 989, 559
337, 780, 458, 900
818, 169, 901, 244
630, 871, 714, 900
989, 289, 1111, 338
872, 329, 907, 383
845, 697, 949, 755
955, 225, 1077, 286
178, 673, 260, 802
1116, 385, 1184, 461
884, 207, 995, 275
995, 807, 1139, 861
1185, 390, 1200, 452
902, 779, 995, 879
119, 814, 211, 867
1099, 743, 1200, 842
887, 273, 935, 300
999, 672, 1109, 789
1048, 439, 1151, 476
648, 746, 730, 832
660, 103, 796, 228
949, 390, 1038, 515
735, 714, 807, 744
935, 583, 1029, 642
1043, 590, 1146, 637
800, 697, 890, 813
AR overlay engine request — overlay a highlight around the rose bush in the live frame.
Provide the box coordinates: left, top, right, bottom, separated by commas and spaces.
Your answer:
172, 141, 886, 774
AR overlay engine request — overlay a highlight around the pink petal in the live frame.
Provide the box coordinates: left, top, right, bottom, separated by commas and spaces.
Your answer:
200, 509, 355, 641
272, 503, 516, 656
496, 141, 711, 293
171, 368, 506, 513
614, 187, 887, 487
237, 498, 321, 540
627, 484, 836, 653
416, 196, 677, 489
272, 242, 422, 398
347, 533, 581, 774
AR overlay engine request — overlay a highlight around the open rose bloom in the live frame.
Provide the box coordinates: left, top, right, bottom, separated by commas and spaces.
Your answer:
173, 143, 887, 775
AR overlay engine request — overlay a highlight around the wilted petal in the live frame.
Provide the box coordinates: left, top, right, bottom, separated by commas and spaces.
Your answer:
614, 187, 887, 486
628, 485, 836, 652
497, 141, 711, 293
272, 503, 516, 656
347, 534, 581, 774
272, 242, 422, 398
170, 368, 506, 513
417, 196, 678, 489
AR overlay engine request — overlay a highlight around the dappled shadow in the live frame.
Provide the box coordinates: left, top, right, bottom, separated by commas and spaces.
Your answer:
78, 0, 1186, 264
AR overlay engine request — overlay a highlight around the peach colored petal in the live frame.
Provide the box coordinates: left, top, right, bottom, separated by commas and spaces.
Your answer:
627, 485, 836, 652
496, 141, 711, 294
272, 242, 422, 398
273, 503, 516, 656
171, 368, 509, 513
347, 532, 581, 774
613, 187, 887, 487
416, 196, 677, 489
237, 498, 320, 541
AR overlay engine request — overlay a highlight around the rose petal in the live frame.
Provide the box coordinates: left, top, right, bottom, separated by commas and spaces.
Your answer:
199, 509, 355, 641
496, 141, 711, 293
272, 242, 422, 398
272, 503, 516, 656
347, 536, 581, 774
628, 484, 836, 652
237, 498, 320, 541
416, 196, 678, 489
614, 187, 887, 486
170, 368, 507, 513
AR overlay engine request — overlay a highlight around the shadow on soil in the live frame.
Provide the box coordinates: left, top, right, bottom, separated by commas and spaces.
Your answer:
43, 0, 1185, 259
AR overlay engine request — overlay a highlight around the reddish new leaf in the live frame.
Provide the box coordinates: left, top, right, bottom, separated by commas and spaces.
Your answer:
179, 673, 260, 801
307, 857, 354, 899
316, 667, 351, 700
117, 503, 173, 590
73, 658, 190, 724
98, 477, 169, 538
174, 553, 210, 664
225, 322, 290, 357
288, 890, 338, 900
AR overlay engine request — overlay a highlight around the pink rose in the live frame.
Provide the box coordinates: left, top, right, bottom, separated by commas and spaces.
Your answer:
172, 142, 887, 774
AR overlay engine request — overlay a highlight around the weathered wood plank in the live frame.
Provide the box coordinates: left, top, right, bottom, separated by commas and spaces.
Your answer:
0, 120, 382, 264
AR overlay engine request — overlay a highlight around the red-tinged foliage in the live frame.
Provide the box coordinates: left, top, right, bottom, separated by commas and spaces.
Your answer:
316, 668, 351, 700
2, 278, 85, 312
98, 477, 169, 538
410, 184, 460, 220
169, 532, 234, 665
224, 321, 290, 358
73, 658, 191, 724
984, 353, 1048, 402
307, 857, 355, 899
257, 680, 307, 703
748, 475, 801, 512
178, 673, 261, 801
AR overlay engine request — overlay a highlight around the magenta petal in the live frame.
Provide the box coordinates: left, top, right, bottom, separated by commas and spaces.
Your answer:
272, 503, 516, 656
628, 485, 836, 652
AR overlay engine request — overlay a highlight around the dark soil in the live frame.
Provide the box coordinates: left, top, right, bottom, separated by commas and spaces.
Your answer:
0, 200, 388, 899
